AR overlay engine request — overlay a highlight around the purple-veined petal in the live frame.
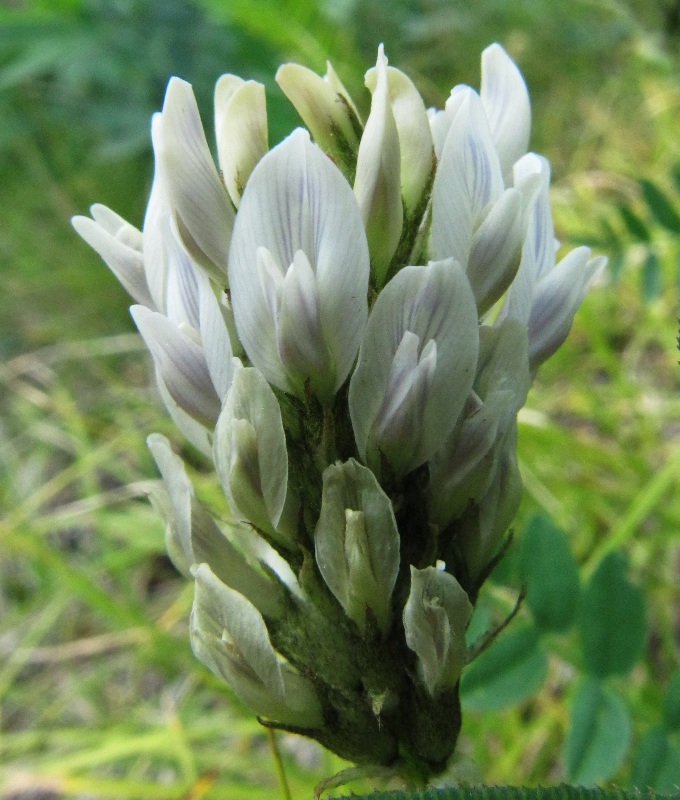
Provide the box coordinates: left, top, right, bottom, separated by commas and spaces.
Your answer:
228, 128, 369, 400
430, 88, 504, 269
131, 305, 220, 428
157, 78, 234, 281
528, 248, 606, 369
480, 43, 531, 182
349, 259, 479, 476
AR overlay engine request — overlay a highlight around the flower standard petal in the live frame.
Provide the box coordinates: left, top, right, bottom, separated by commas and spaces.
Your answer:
157, 77, 235, 282
228, 128, 369, 400
480, 43, 531, 182
430, 88, 504, 270
354, 45, 403, 288
349, 259, 479, 476
214, 75, 268, 207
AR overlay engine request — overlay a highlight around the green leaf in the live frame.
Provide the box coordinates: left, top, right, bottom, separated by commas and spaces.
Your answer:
519, 513, 580, 633
461, 624, 547, 711
579, 552, 646, 678
617, 203, 650, 242
631, 726, 680, 793
565, 677, 631, 786
641, 252, 662, 303
639, 179, 680, 233
663, 667, 680, 731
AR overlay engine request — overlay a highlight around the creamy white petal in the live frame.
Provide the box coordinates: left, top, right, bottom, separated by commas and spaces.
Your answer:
365, 62, 434, 216
162, 217, 200, 329
354, 45, 403, 288
131, 305, 220, 427
197, 272, 238, 400
228, 128, 369, 399
72, 214, 153, 308
143, 114, 172, 311
480, 43, 531, 182
349, 259, 479, 476
214, 75, 268, 206
430, 88, 504, 269
275, 62, 361, 179
157, 77, 234, 280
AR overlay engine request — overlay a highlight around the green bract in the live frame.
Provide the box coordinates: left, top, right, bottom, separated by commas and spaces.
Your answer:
73, 42, 604, 783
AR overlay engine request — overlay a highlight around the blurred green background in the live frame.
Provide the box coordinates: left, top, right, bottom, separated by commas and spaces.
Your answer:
1, 0, 680, 796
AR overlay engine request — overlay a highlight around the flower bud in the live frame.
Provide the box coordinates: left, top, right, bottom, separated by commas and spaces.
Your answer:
354, 45, 403, 288
214, 75, 268, 207
315, 459, 400, 633
191, 564, 323, 728
365, 60, 434, 218
403, 566, 472, 696
213, 367, 296, 547
275, 60, 362, 179
147, 433, 283, 618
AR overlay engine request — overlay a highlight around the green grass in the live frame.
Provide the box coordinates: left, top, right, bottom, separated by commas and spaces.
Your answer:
2, 0, 680, 796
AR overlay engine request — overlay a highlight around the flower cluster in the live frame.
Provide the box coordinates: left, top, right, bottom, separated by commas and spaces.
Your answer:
73, 43, 604, 781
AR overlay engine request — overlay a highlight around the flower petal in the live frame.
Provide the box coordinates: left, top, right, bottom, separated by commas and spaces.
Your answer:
228, 128, 369, 398
354, 44, 403, 287
131, 305, 220, 427
349, 259, 479, 476
214, 75, 268, 206
365, 60, 434, 217
72, 212, 153, 308
430, 88, 504, 269
480, 43, 531, 182
157, 77, 234, 281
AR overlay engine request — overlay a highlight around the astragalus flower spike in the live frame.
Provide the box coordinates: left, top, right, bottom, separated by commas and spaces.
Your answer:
73, 41, 604, 787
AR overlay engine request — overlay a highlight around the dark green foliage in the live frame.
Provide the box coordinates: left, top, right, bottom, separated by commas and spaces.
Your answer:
565, 677, 632, 786
520, 514, 580, 633
578, 553, 646, 679
461, 625, 548, 711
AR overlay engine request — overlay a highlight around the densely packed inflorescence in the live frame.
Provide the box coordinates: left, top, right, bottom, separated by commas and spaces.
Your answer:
73, 43, 605, 783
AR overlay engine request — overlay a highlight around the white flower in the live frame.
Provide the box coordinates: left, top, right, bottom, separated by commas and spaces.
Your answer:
430, 87, 539, 315
349, 259, 479, 477
228, 128, 370, 401
154, 77, 235, 282
500, 154, 606, 369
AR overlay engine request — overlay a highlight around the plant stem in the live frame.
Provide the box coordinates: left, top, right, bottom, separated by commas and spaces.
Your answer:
266, 727, 292, 800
